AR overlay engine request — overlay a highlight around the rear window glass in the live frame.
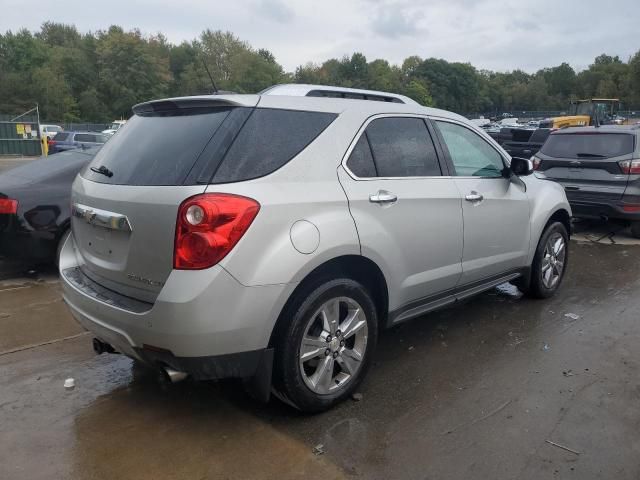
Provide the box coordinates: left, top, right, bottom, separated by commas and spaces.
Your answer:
541, 133, 635, 158
53, 132, 70, 141
83, 107, 233, 185
211, 108, 337, 183
529, 128, 551, 143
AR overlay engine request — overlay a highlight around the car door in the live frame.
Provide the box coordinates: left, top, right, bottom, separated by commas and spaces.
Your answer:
338, 115, 463, 318
432, 119, 531, 286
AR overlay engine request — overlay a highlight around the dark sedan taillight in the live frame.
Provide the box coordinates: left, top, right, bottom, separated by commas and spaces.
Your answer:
618, 159, 640, 175
0, 199, 18, 214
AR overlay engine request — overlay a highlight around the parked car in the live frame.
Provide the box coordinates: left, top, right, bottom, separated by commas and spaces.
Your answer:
39, 124, 63, 139
102, 120, 127, 136
59, 85, 571, 412
48, 131, 108, 154
534, 125, 640, 237
0, 147, 100, 266
502, 128, 552, 158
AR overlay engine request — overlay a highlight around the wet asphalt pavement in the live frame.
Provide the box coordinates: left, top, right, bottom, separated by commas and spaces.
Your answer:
1, 240, 640, 479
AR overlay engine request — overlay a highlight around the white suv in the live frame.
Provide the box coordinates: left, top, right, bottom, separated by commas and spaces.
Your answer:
60, 85, 571, 411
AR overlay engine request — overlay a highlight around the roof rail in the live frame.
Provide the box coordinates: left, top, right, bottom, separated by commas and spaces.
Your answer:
260, 84, 418, 105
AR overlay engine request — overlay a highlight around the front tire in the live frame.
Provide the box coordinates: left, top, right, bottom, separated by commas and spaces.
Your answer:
273, 278, 378, 413
526, 221, 569, 298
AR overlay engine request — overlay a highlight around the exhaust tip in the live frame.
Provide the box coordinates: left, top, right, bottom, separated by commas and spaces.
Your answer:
92, 338, 115, 355
162, 366, 189, 384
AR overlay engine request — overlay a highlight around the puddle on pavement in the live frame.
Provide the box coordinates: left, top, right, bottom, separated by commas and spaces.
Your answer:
2, 242, 640, 479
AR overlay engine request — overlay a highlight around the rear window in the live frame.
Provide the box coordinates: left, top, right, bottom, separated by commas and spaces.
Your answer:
83, 106, 337, 186
211, 108, 337, 183
540, 133, 635, 159
83, 107, 234, 185
53, 132, 70, 141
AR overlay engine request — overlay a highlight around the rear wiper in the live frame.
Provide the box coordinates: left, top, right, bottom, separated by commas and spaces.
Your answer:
90, 165, 114, 178
575, 152, 606, 158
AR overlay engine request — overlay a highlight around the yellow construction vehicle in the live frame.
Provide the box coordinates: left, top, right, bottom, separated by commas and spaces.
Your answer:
540, 98, 621, 129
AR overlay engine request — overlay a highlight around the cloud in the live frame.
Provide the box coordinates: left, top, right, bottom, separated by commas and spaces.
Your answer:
256, 0, 294, 24
370, 6, 423, 39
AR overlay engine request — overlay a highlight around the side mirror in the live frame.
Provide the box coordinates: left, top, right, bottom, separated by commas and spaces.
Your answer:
510, 157, 534, 176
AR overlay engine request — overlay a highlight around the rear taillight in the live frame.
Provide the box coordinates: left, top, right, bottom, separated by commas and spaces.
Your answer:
0, 198, 18, 214
531, 155, 542, 170
174, 193, 260, 270
618, 159, 640, 175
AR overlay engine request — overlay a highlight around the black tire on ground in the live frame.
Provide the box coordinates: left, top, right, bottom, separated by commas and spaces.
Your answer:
272, 278, 378, 413
630, 222, 640, 239
524, 221, 569, 299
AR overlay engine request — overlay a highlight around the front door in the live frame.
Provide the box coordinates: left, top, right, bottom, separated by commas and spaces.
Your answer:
338, 115, 463, 312
433, 119, 531, 286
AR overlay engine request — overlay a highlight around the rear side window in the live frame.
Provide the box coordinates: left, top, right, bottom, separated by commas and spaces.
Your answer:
53, 132, 70, 141
83, 107, 233, 185
75, 133, 105, 143
364, 117, 441, 177
540, 133, 635, 159
346, 135, 377, 177
212, 109, 337, 183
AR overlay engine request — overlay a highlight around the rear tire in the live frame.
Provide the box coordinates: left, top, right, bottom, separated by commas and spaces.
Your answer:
273, 278, 378, 413
525, 221, 569, 299
630, 222, 640, 239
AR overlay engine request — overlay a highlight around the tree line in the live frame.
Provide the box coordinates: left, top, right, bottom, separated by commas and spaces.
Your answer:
1, 22, 639, 122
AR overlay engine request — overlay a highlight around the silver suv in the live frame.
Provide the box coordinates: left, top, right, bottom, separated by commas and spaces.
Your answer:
60, 85, 571, 412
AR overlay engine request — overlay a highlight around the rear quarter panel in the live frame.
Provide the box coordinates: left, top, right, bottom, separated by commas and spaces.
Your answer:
212, 110, 366, 287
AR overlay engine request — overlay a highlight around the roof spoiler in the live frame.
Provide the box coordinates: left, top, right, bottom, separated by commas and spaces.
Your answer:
132, 95, 257, 115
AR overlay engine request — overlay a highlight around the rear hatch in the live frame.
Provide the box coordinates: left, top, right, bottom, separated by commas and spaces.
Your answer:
70, 95, 338, 303
537, 130, 635, 202
70, 95, 260, 303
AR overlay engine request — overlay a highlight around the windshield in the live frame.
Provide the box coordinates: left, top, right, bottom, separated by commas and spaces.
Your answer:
109, 123, 122, 130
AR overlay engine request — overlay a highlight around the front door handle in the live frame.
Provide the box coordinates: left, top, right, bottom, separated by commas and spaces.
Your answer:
369, 190, 398, 204
465, 192, 484, 202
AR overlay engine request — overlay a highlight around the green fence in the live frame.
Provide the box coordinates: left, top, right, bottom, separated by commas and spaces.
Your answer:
0, 111, 42, 156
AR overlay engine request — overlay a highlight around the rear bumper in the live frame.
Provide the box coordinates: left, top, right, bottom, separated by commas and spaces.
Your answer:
59, 234, 294, 380
568, 200, 640, 221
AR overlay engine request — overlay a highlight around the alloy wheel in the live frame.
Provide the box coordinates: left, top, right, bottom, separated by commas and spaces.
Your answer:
298, 296, 368, 395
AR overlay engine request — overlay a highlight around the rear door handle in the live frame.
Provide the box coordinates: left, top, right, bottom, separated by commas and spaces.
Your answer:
465, 192, 484, 202
369, 190, 398, 204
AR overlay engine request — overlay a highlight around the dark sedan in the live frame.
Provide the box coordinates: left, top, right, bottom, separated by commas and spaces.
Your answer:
48, 131, 108, 154
0, 147, 99, 266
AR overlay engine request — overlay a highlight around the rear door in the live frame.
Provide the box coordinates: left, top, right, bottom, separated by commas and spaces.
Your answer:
71, 99, 258, 303
538, 131, 635, 202
338, 115, 463, 311
433, 119, 531, 286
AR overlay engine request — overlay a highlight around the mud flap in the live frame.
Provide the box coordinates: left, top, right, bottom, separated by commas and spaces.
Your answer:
243, 348, 274, 403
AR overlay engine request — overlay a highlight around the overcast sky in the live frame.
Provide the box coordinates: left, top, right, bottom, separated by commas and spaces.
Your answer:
2, 0, 639, 73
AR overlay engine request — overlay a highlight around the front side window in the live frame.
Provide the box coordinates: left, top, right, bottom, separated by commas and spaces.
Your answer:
364, 117, 441, 177
436, 121, 505, 177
